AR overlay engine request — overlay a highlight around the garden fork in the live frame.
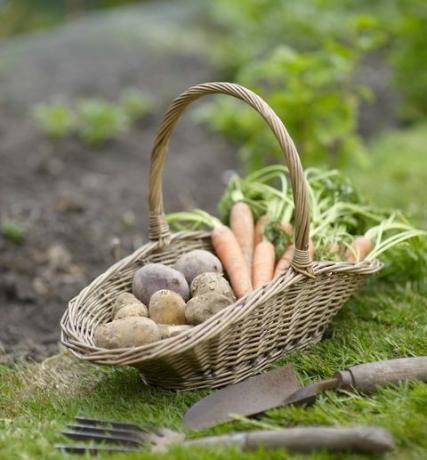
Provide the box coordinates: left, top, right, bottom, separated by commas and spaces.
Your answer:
56, 416, 394, 454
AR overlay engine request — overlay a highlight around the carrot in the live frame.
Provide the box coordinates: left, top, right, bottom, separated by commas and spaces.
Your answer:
274, 244, 294, 277
254, 218, 292, 249
281, 222, 293, 237
230, 201, 254, 269
254, 215, 269, 246
211, 225, 253, 298
329, 242, 341, 255
252, 240, 276, 288
345, 236, 372, 262
274, 239, 315, 277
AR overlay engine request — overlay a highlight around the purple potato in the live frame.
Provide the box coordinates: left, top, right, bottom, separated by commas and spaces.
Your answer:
174, 249, 223, 284
132, 263, 189, 305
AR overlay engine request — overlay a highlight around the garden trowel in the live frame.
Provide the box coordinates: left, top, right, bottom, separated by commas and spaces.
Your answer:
184, 357, 427, 429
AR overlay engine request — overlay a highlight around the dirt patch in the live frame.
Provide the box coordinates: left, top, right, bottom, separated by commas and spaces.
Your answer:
0, 2, 236, 360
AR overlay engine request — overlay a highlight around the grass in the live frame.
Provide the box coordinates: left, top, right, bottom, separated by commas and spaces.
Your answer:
1, 125, 427, 459
347, 122, 427, 226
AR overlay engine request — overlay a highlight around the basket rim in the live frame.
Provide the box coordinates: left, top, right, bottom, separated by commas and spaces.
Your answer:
60, 231, 383, 366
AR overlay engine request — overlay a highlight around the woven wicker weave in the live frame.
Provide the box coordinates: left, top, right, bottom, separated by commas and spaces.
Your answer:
61, 82, 382, 390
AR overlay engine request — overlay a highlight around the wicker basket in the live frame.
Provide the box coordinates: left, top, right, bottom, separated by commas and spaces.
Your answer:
61, 82, 382, 390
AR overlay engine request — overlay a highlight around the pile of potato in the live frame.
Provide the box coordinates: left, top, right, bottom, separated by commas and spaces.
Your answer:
95, 250, 236, 349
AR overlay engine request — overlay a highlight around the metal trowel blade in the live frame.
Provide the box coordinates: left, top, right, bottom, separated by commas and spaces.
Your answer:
183, 364, 300, 430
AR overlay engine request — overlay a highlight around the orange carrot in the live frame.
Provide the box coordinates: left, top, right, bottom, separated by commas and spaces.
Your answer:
211, 225, 253, 298
345, 236, 372, 262
230, 201, 254, 269
255, 218, 292, 248
281, 222, 293, 237
274, 239, 315, 277
254, 215, 269, 246
274, 244, 294, 277
329, 242, 341, 255
252, 240, 276, 288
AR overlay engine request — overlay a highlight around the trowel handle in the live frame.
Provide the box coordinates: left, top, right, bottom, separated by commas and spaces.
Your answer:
337, 357, 427, 393
185, 426, 394, 454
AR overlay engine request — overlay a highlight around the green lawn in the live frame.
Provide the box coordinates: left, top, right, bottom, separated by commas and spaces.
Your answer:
1, 125, 427, 460
347, 122, 427, 226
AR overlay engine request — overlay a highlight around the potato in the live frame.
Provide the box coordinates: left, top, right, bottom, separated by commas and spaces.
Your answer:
158, 324, 193, 339
114, 303, 148, 320
132, 263, 189, 305
174, 250, 223, 284
191, 272, 236, 300
185, 293, 232, 325
149, 289, 186, 325
111, 292, 141, 317
94, 317, 160, 349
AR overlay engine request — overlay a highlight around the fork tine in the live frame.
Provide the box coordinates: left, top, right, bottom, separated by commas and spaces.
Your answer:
65, 424, 149, 442
61, 429, 143, 447
74, 416, 144, 433
56, 444, 140, 455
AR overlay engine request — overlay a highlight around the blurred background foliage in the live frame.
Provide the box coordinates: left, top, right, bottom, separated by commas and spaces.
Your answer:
203, 0, 427, 169
0, 0, 141, 38
1, 0, 427, 173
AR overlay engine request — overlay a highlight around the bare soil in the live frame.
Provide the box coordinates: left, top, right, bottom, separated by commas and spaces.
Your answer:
0, 2, 236, 360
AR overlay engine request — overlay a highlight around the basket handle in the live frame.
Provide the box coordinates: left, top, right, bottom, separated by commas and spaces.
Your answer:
148, 82, 313, 275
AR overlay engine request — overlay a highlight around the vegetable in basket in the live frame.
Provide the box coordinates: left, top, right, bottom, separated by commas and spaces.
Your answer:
95, 317, 161, 349
94, 249, 237, 349
185, 293, 232, 325
275, 239, 315, 278
185, 272, 236, 325
132, 263, 190, 305
191, 272, 235, 300
174, 249, 223, 284
115, 303, 148, 320
252, 238, 276, 288
230, 198, 255, 269
168, 165, 426, 284
148, 290, 187, 325
167, 211, 252, 298
112, 292, 146, 318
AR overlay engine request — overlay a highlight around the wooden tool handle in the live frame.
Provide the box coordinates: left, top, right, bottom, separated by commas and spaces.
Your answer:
185, 426, 394, 454
337, 356, 427, 393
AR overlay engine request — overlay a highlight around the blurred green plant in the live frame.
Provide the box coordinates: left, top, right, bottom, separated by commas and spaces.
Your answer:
0, 0, 61, 38
201, 3, 388, 170
205, 0, 427, 170
389, 0, 427, 121
76, 100, 130, 146
32, 88, 152, 146
198, 39, 375, 170
33, 103, 77, 139
120, 88, 153, 121
208, 0, 387, 77
347, 122, 427, 225
0, 0, 147, 38
1, 221, 25, 244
